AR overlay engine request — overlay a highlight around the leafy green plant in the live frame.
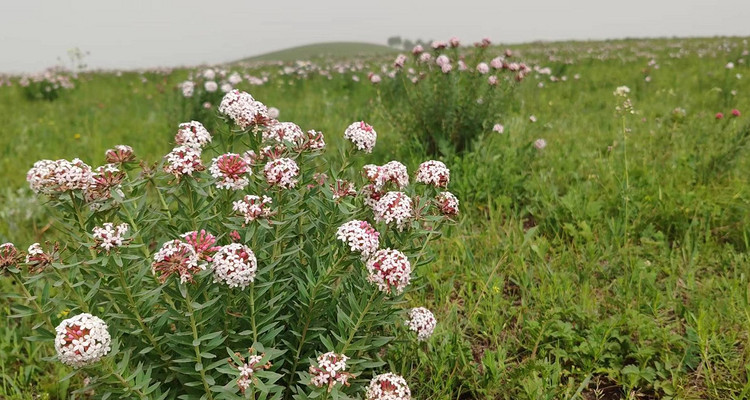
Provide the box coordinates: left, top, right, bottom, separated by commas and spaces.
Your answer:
3, 89, 458, 399
376, 39, 525, 156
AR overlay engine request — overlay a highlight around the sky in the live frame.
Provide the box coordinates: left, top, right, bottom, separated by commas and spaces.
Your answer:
1, 0, 749, 73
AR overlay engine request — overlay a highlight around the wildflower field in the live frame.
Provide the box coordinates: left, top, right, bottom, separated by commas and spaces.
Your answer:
1, 36, 749, 399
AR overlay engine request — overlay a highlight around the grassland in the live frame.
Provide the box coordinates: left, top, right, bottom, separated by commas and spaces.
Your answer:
2, 37, 750, 399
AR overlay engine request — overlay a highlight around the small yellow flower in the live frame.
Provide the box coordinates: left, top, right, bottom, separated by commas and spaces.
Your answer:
492, 285, 500, 294
74, 133, 81, 140
57, 309, 70, 318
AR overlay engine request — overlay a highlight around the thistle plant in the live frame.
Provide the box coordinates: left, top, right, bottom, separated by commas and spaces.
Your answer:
6, 89, 457, 399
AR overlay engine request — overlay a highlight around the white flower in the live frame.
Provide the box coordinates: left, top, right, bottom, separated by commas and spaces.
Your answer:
534, 138, 547, 150
374, 192, 413, 231
310, 352, 353, 390
415, 160, 450, 188
366, 373, 411, 400
26, 159, 93, 194
263, 121, 304, 144
152, 240, 202, 283
55, 313, 111, 368
365, 249, 411, 295
204, 81, 218, 92
344, 121, 377, 153
233, 195, 273, 223
263, 158, 299, 189
614, 86, 631, 96
219, 90, 269, 129
492, 123, 504, 134
92, 223, 129, 252
435, 191, 459, 216
336, 220, 380, 259
163, 146, 204, 177
476, 62, 490, 74
364, 161, 409, 191
175, 121, 212, 149
180, 80, 195, 97
211, 243, 257, 289
405, 307, 436, 341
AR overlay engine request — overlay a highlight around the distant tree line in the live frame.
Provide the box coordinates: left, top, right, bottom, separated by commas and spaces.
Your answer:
387, 36, 434, 51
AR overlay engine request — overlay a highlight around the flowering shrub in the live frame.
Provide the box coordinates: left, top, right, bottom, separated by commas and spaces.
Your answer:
19, 66, 77, 101
377, 37, 528, 155
178, 68, 258, 128
6, 89, 458, 399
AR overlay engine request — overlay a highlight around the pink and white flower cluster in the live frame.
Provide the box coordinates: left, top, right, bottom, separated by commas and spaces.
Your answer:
344, 121, 377, 153
27, 158, 93, 194
309, 352, 353, 391
374, 192, 413, 231
210, 153, 251, 190
415, 160, 450, 188
363, 161, 409, 191
366, 373, 411, 400
163, 146, 204, 178
365, 249, 412, 295
233, 195, 274, 223
54, 313, 111, 368
264, 157, 299, 189
92, 223, 130, 252
219, 89, 269, 129
405, 307, 437, 341
263, 121, 305, 144
436, 192, 459, 216
175, 121, 212, 149
152, 240, 202, 284
336, 220, 380, 259
211, 243, 257, 289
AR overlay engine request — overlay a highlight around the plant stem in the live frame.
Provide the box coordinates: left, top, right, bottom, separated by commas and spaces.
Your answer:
11, 273, 53, 329
249, 283, 258, 344
184, 288, 214, 400
341, 290, 379, 354
103, 358, 148, 399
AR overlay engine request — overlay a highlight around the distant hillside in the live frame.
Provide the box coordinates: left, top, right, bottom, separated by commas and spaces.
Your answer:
236, 42, 396, 63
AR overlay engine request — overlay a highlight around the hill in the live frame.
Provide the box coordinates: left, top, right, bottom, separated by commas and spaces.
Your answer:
236, 42, 396, 62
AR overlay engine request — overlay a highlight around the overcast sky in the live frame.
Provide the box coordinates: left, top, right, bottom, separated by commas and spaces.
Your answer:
1, 0, 748, 73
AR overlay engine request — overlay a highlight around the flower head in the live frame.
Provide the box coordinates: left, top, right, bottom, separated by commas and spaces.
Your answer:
374, 192, 413, 231
310, 352, 353, 391
92, 223, 129, 253
492, 123, 504, 134
263, 158, 299, 189
55, 313, 111, 368
361, 184, 385, 209
105, 145, 135, 164
219, 90, 270, 129
344, 121, 377, 153
415, 160, 450, 188
233, 195, 274, 223
0, 243, 21, 271
435, 192, 459, 216
212, 243, 257, 289
337, 220, 380, 259
263, 121, 305, 144
364, 161, 409, 191
175, 121, 212, 149
27, 159, 93, 194
210, 153, 251, 190
182, 230, 220, 262
365, 373, 411, 400
534, 138, 547, 149
152, 240, 202, 284
405, 307, 436, 341
25, 242, 58, 274
163, 146, 204, 178
229, 349, 271, 395
366, 248, 411, 294
476, 63, 490, 74
331, 179, 357, 200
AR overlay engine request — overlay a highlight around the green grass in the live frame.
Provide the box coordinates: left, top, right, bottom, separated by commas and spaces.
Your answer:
236, 41, 396, 62
2, 36, 750, 399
